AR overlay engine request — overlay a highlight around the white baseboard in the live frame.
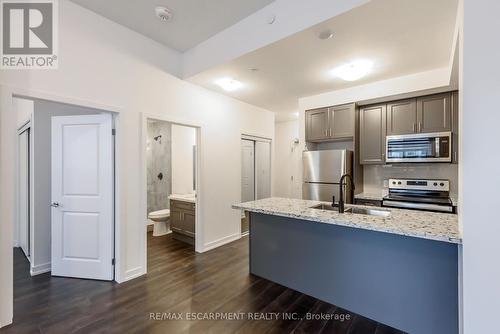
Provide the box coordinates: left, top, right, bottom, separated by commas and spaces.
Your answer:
121, 266, 145, 283
202, 233, 241, 252
30, 262, 51, 276
0, 318, 13, 329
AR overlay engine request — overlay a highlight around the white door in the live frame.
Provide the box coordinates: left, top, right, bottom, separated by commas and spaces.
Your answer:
255, 141, 271, 199
241, 139, 255, 202
18, 129, 30, 258
51, 114, 114, 280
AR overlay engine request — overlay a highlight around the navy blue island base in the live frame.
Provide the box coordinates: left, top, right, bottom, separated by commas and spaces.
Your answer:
249, 212, 459, 334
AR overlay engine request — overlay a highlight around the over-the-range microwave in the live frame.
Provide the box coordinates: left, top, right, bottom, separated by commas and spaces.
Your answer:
386, 131, 452, 163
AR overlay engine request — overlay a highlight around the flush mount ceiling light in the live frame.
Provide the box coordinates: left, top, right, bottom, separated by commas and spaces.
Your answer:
331, 60, 373, 81
155, 6, 173, 22
215, 78, 243, 92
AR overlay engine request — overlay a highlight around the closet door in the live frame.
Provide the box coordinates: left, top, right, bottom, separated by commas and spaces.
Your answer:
255, 141, 271, 200
241, 139, 255, 203
18, 129, 30, 258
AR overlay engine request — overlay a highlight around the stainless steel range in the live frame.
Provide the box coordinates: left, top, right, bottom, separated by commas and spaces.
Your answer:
382, 178, 454, 213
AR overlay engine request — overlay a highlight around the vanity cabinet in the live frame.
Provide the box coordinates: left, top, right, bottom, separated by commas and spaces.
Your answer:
305, 103, 355, 142
359, 104, 386, 164
170, 199, 195, 245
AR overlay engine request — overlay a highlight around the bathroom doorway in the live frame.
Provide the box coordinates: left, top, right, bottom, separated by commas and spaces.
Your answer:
143, 116, 201, 265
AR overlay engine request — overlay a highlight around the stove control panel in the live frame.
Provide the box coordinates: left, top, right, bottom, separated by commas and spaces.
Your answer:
388, 179, 450, 192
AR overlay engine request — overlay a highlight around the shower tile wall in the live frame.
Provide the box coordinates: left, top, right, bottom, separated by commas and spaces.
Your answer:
147, 121, 172, 215
363, 164, 459, 198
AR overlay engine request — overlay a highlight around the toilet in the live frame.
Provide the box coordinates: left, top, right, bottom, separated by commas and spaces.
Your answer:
148, 209, 171, 236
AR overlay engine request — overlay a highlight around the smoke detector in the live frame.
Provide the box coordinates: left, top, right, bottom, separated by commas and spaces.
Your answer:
155, 6, 173, 22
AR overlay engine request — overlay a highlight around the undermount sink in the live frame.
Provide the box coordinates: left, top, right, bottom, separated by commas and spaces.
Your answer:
344, 207, 391, 218
310, 204, 338, 211
310, 204, 391, 218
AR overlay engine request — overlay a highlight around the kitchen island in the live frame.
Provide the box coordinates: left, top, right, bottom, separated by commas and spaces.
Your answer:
233, 198, 461, 334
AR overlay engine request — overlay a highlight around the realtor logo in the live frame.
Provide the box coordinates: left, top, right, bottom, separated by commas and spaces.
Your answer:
1, 0, 58, 69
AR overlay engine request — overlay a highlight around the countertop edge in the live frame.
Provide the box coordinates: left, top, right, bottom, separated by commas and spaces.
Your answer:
233, 204, 462, 245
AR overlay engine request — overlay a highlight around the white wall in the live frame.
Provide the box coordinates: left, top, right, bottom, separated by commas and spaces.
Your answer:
14, 98, 33, 128
171, 124, 196, 195
0, 0, 274, 327
461, 0, 500, 332
273, 120, 302, 198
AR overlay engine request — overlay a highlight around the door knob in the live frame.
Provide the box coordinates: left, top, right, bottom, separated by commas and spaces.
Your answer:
51, 202, 60, 208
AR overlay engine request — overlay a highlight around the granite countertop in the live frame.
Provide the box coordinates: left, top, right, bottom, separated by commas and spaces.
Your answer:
169, 193, 196, 203
232, 197, 461, 244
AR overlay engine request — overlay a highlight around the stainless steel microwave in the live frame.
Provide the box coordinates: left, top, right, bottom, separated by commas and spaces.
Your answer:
386, 131, 452, 163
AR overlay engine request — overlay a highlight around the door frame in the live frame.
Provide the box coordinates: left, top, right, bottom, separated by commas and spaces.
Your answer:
16, 121, 33, 261
140, 113, 203, 264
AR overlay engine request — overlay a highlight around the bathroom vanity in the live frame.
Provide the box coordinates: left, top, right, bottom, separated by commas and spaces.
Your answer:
169, 195, 196, 245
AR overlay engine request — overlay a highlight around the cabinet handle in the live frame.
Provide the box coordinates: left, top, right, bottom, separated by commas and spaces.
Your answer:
413, 123, 416, 133
454, 151, 457, 162
329, 128, 332, 137
418, 122, 422, 132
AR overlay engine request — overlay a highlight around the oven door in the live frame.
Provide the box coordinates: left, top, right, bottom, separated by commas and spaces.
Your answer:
386, 131, 452, 163
382, 199, 454, 213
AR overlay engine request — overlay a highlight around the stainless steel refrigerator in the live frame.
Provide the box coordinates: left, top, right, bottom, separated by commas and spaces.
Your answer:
302, 149, 353, 202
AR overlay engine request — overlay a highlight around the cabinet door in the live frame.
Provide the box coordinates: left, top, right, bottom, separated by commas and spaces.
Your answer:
359, 104, 387, 164
386, 99, 417, 135
182, 209, 195, 237
330, 104, 355, 139
417, 93, 452, 133
305, 108, 329, 141
170, 207, 184, 233
451, 91, 459, 163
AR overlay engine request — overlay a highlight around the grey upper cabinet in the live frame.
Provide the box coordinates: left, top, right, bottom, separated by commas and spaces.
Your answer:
305, 108, 329, 141
305, 104, 355, 142
359, 104, 386, 164
330, 104, 355, 139
386, 99, 418, 135
451, 91, 459, 164
417, 93, 452, 133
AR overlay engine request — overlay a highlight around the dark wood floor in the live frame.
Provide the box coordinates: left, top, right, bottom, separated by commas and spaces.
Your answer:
2, 233, 405, 334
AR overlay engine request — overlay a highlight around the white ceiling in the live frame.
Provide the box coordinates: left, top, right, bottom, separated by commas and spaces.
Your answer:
70, 0, 275, 52
187, 0, 458, 113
